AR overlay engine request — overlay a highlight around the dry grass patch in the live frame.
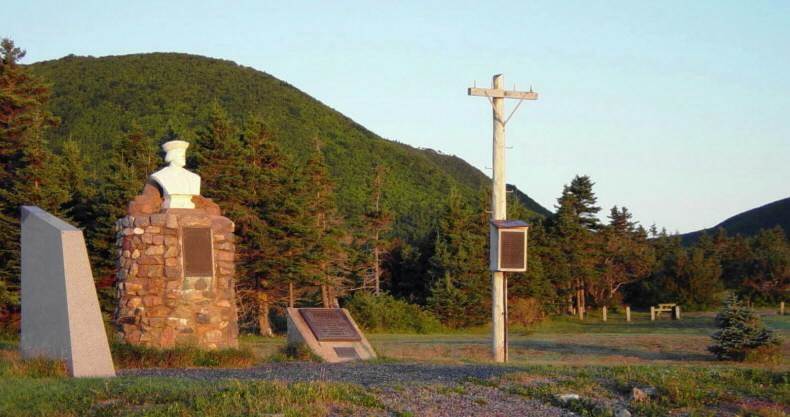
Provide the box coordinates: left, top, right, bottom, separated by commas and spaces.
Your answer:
0, 349, 67, 378
111, 343, 257, 368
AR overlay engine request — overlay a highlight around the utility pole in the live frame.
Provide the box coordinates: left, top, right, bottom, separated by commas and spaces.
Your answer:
468, 74, 537, 362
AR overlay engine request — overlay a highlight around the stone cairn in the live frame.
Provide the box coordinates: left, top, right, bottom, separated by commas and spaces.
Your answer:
115, 140, 239, 349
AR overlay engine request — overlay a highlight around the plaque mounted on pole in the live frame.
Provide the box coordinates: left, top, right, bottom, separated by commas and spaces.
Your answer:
468, 74, 537, 362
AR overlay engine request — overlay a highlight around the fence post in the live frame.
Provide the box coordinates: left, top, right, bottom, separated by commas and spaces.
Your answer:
674, 306, 681, 320
626, 306, 631, 322
602, 306, 607, 322
781, 302, 785, 316
650, 306, 655, 321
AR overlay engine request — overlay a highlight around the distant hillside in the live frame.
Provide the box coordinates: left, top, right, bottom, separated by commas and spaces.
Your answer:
419, 148, 551, 217
510, 185, 553, 217
683, 197, 790, 243
28, 53, 549, 241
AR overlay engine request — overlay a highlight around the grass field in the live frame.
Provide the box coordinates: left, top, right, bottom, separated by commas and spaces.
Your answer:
243, 311, 790, 367
0, 311, 787, 417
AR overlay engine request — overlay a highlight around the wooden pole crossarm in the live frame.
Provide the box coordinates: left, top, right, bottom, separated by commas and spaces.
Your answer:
467, 87, 539, 100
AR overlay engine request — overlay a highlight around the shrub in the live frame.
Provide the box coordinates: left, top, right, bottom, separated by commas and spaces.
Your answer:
709, 295, 781, 361
344, 292, 443, 333
277, 342, 323, 362
508, 297, 545, 326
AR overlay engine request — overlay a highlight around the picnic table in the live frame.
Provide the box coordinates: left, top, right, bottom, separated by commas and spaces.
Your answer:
650, 303, 681, 320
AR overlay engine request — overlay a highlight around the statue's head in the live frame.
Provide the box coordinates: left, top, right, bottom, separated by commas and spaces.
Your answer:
162, 140, 189, 168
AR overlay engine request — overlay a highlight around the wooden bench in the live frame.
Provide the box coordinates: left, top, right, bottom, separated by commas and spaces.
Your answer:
651, 303, 681, 320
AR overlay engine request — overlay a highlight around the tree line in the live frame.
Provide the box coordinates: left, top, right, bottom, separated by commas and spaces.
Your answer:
1, 39, 787, 332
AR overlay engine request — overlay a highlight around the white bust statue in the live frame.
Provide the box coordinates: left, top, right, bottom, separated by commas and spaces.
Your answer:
150, 140, 201, 209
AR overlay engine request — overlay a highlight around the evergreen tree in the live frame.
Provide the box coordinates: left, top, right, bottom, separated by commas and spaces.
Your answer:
84, 123, 157, 309
592, 206, 655, 306
359, 164, 393, 295
546, 179, 600, 315
427, 188, 489, 327
192, 106, 275, 330
193, 104, 246, 207
301, 140, 348, 307
709, 295, 780, 361
741, 227, 790, 303
566, 175, 601, 230
0, 39, 67, 318
59, 139, 95, 223
506, 193, 556, 310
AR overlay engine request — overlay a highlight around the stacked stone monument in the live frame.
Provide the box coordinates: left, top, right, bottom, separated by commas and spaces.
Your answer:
115, 140, 239, 349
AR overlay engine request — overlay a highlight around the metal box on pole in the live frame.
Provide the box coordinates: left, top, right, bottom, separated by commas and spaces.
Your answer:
489, 220, 529, 272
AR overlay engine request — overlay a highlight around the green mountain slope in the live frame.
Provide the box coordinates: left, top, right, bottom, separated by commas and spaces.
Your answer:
29, 53, 549, 240
683, 197, 790, 243
419, 148, 552, 217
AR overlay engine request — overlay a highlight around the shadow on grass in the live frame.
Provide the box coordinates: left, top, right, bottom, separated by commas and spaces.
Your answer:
511, 339, 713, 362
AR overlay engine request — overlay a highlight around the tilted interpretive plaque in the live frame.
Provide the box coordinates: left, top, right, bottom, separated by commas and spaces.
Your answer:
183, 227, 213, 277
299, 308, 361, 341
286, 307, 375, 362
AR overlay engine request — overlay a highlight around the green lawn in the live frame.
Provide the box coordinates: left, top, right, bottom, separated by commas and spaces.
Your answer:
0, 377, 380, 417
1, 312, 787, 416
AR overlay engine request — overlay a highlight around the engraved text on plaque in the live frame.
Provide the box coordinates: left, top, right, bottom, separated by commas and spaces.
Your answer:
299, 309, 361, 341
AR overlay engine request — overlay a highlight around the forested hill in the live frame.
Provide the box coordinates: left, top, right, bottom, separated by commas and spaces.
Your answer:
29, 53, 549, 239
682, 197, 790, 243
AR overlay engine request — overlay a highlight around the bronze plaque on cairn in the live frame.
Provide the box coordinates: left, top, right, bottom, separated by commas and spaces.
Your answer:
182, 227, 213, 276
299, 308, 362, 341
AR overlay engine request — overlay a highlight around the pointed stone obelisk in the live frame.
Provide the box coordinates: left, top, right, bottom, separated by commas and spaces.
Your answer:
20, 206, 115, 377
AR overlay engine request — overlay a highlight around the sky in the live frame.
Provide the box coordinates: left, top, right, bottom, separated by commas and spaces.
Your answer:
6, 0, 790, 233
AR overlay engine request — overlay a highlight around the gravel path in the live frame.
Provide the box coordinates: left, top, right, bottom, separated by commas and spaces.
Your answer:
119, 362, 529, 386
374, 384, 576, 417
121, 362, 576, 416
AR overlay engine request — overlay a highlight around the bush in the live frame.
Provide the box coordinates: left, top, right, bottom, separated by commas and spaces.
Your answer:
709, 295, 781, 361
508, 297, 545, 326
344, 292, 443, 333
275, 342, 323, 362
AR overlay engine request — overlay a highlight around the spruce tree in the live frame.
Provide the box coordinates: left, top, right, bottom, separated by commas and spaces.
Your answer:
59, 139, 95, 224
300, 140, 348, 307
427, 188, 489, 327
0, 39, 67, 318
360, 164, 393, 295
85, 123, 157, 309
566, 175, 601, 230
547, 182, 599, 315
193, 104, 246, 208
236, 116, 300, 334
593, 206, 655, 306
709, 295, 780, 361
192, 105, 264, 327
742, 227, 789, 303
506, 194, 555, 309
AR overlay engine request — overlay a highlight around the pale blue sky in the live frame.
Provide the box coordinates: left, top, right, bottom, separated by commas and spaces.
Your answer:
7, 0, 790, 233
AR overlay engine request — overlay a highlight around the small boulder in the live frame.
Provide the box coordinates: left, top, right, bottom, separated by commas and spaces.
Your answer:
615, 406, 632, 417
631, 386, 657, 402
555, 393, 580, 403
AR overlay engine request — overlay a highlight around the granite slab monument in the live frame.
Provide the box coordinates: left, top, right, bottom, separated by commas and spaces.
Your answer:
20, 206, 115, 378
